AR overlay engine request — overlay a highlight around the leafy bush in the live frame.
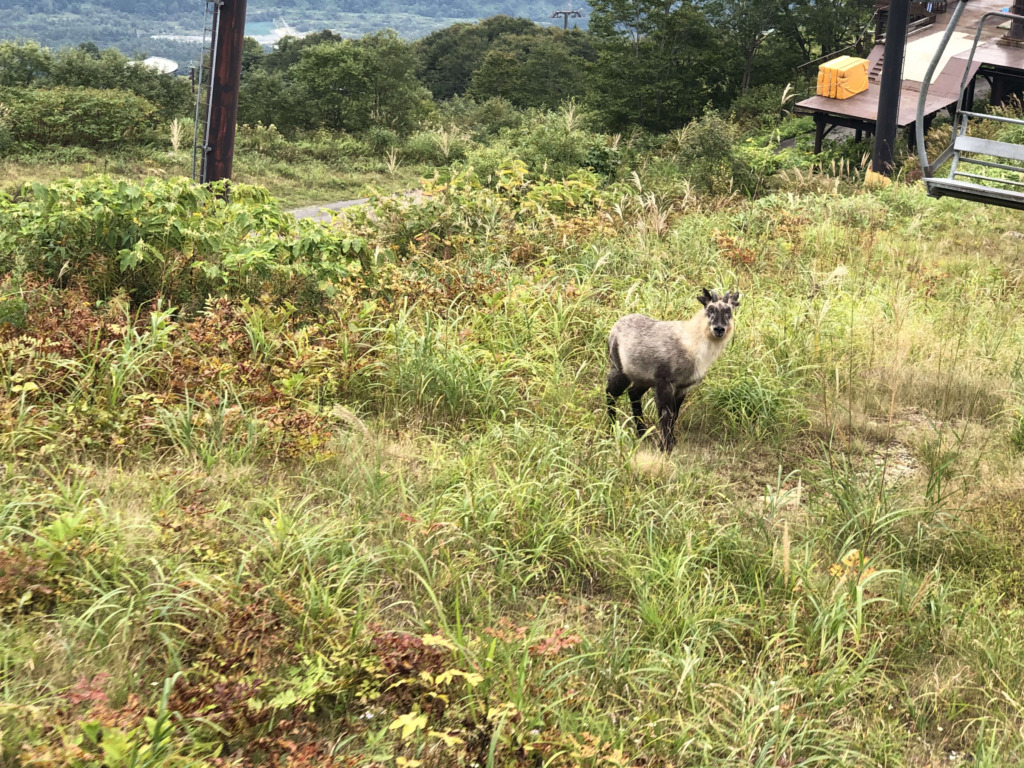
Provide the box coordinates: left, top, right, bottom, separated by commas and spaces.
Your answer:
730, 79, 810, 132
235, 122, 292, 155
0, 86, 158, 150
294, 128, 370, 163
448, 96, 525, 140
667, 110, 754, 195
462, 139, 518, 183
403, 127, 470, 165
496, 103, 625, 179
45, 46, 192, 120
0, 175, 367, 311
365, 125, 400, 156
235, 124, 371, 166
18, 145, 98, 165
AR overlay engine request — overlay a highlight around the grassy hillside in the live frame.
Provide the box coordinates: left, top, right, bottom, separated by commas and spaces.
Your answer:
0, 129, 431, 210
2, 164, 1024, 766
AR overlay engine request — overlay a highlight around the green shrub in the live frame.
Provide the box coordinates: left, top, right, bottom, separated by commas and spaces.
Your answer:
472, 97, 526, 136
294, 128, 369, 163
236, 124, 370, 166
365, 125, 400, 156
403, 128, 470, 165
667, 110, 753, 196
45, 46, 192, 120
501, 103, 623, 179
0, 86, 158, 150
0, 175, 367, 311
462, 140, 518, 183
730, 79, 811, 132
19, 145, 98, 165
435, 96, 525, 141
236, 122, 292, 155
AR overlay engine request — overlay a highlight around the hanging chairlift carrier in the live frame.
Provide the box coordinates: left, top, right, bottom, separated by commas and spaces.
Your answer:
916, 0, 1024, 209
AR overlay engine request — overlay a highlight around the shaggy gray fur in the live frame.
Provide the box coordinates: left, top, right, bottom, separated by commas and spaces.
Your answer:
606, 288, 739, 452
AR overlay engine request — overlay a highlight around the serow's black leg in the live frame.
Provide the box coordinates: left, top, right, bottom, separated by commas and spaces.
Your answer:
606, 371, 630, 425
655, 381, 678, 453
628, 384, 649, 439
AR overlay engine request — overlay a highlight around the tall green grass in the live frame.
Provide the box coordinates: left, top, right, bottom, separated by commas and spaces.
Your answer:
4, 174, 1024, 766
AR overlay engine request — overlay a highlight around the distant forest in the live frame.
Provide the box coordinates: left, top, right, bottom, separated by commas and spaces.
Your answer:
0, 0, 567, 64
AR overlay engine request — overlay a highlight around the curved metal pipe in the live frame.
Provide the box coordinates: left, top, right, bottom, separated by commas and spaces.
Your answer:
918, 5, 1024, 177
916, 0, 969, 175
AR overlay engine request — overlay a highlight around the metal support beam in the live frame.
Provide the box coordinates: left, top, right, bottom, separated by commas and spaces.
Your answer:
873, 0, 911, 176
205, 0, 247, 186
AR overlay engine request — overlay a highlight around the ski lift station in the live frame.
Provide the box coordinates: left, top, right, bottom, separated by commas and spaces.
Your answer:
795, 0, 1024, 154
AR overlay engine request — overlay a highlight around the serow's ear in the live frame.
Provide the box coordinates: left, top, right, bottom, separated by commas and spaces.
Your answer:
726, 290, 741, 307
697, 287, 714, 307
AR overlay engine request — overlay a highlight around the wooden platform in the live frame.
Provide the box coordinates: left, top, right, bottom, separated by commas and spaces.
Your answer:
795, 64, 975, 127
794, 0, 1024, 152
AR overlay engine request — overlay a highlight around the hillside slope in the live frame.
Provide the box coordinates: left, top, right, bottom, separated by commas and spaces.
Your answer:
2, 169, 1024, 766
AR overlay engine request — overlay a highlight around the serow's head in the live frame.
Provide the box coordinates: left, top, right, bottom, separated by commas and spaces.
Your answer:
697, 288, 741, 340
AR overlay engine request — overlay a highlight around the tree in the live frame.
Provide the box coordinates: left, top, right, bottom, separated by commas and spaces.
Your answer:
0, 41, 53, 87
415, 23, 491, 100
414, 16, 548, 101
779, 0, 875, 63
706, 0, 788, 94
262, 29, 343, 75
237, 69, 305, 130
241, 36, 264, 72
587, 0, 728, 132
290, 31, 432, 133
468, 30, 591, 110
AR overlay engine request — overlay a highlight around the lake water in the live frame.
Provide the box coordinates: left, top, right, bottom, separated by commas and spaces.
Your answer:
246, 21, 276, 35
153, 19, 304, 45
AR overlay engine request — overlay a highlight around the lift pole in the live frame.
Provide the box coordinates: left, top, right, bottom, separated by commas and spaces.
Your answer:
873, 0, 911, 176
1005, 0, 1024, 43
550, 8, 582, 29
205, 0, 247, 185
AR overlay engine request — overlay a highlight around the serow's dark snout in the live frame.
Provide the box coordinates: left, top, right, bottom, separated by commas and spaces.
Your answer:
713, 326, 726, 337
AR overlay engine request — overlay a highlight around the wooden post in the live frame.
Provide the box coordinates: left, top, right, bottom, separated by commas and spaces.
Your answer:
205, 0, 247, 185
814, 114, 826, 154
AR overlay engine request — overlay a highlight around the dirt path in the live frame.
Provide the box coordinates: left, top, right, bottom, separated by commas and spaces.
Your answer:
288, 197, 369, 222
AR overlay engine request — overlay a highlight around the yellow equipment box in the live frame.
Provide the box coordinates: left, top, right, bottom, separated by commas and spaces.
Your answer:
817, 55, 852, 98
816, 56, 869, 99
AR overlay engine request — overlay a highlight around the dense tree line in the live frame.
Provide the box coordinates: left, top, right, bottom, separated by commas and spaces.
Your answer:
0, 41, 191, 118
0, 0, 876, 142
235, 0, 873, 135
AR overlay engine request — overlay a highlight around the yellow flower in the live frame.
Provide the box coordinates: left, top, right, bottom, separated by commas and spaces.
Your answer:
841, 549, 864, 568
